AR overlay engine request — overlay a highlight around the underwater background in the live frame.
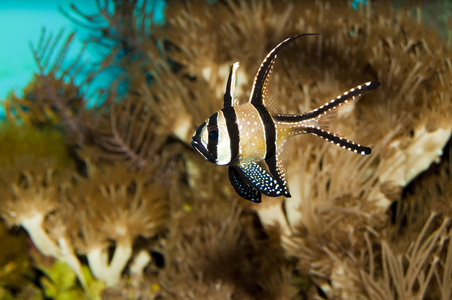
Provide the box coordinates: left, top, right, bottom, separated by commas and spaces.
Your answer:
0, 0, 452, 299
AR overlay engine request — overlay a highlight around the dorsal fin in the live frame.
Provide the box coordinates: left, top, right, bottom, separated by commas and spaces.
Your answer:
223, 62, 240, 108
249, 33, 320, 107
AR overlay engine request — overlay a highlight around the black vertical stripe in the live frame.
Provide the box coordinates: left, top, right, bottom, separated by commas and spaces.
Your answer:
207, 113, 218, 162
264, 155, 291, 197
221, 107, 239, 164
253, 105, 275, 159
254, 105, 290, 196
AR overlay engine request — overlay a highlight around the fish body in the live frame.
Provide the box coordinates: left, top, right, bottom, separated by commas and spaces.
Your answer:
191, 34, 380, 203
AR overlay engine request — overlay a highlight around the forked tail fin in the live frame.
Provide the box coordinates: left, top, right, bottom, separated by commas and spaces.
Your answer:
274, 81, 380, 155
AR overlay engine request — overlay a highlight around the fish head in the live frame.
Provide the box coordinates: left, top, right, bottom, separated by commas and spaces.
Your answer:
191, 110, 232, 165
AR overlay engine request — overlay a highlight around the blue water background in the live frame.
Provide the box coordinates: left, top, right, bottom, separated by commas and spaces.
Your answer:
0, 0, 165, 117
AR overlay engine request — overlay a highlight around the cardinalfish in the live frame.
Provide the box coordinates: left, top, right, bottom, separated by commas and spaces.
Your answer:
191, 34, 380, 203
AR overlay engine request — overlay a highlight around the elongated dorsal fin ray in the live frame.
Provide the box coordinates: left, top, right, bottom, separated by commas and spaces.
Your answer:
224, 62, 240, 108
249, 33, 321, 107
260, 58, 276, 106
228, 166, 261, 202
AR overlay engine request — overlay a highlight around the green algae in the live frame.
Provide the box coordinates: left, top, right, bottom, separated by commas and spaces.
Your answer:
0, 122, 73, 172
39, 262, 104, 300
0, 222, 40, 299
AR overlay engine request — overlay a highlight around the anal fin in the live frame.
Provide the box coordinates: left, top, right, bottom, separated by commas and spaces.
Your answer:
265, 156, 291, 198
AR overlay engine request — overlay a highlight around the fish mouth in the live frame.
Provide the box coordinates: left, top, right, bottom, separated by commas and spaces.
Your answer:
191, 138, 209, 161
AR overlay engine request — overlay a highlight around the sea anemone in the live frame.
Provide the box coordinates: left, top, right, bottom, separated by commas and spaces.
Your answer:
66, 161, 169, 286
0, 164, 88, 290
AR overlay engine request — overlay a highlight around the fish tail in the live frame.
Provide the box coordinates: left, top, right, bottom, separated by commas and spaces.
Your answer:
274, 81, 379, 155
304, 127, 372, 155
303, 81, 380, 121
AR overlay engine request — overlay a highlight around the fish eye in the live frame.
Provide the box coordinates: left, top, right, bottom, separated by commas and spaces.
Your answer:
207, 125, 219, 140
208, 130, 218, 140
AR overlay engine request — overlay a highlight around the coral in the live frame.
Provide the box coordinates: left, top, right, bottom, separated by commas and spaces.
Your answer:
60, 0, 159, 94
0, 166, 88, 292
4, 29, 95, 145
315, 213, 452, 300
159, 198, 295, 299
0, 126, 168, 292
73, 162, 168, 286
85, 96, 168, 169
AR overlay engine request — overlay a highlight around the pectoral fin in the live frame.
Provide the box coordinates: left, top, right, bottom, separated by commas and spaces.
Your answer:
228, 166, 261, 203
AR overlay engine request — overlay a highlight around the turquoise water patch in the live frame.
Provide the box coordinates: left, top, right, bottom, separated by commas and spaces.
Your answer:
352, 0, 368, 10
0, 1, 95, 100
0, 0, 165, 114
